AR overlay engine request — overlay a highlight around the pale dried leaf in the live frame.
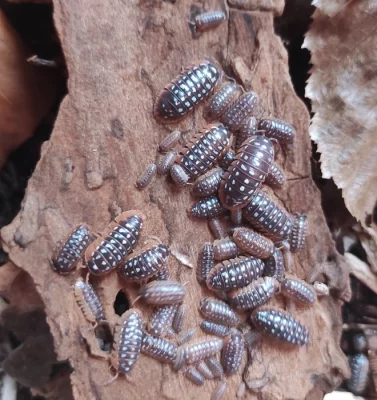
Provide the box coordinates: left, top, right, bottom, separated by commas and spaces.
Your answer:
345, 252, 377, 294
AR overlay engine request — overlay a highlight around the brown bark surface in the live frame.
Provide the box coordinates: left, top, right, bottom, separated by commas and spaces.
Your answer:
1, 0, 349, 399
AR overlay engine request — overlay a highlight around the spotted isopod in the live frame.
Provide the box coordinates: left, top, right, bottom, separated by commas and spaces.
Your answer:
264, 248, 285, 282
258, 118, 296, 144
265, 163, 286, 187
183, 337, 224, 364
172, 304, 187, 333
208, 218, 226, 239
139, 280, 186, 305
221, 329, 244, 375
219, 136, 275, 210
234, 116, 257, 152
233, 227, 275, 259
191, 167, 224, 197
204, 82, 242, 121
213, 237, 240, 261
73, 278, 105, 324
136, 163, 157, 190
85, 210, 144, 275
155, 266, 170, 281
51, 225, 92, 274
157, 150, 178, 175
141, 332, 177, 363
347, 353, 369, 395
206, 358, 224, 380
242, 191, 293, 242
352, 333, 367, 353
192, 10, 227, 33
251, 307, 309, 345
118, 244, 170, 282
281, 277, 317, 305
184, 366, 205, 386
289, 213, 308, 253
218, 149, 235, 169
197, 360, 214, 379
196, 242, 214, 284
149, 304, 179, 337
158, 130, 181, 153
200, 320, 231, 337
206, 256, 265, 291
199, 297, 240, 326
188, 195, 227, 220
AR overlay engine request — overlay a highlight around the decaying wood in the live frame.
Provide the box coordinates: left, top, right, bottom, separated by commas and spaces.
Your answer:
1, 0, 349, 398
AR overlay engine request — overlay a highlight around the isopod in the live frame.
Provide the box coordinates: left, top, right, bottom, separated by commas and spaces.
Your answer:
136, 163, 157, 190
170, 164, 189, 186
289, 213, 308, 253
51, 224, 91, 274
242, 191, 293, 242
213, 237, 240, 261
230, 209, 243, 225
265, 163, 286, 187
155, 266, 170, 281
219, 136, 275, 210
196, 242, 214, 284
158, 130, 181, 153
73, 278, 105, 324
264, 248, 285, 281
200, 320, 231, 337
206, 358, 224, 379
234, 116, 257, 152
188, 195, 227, 219
177, 328, 196, 346
191, 167, 224, 197
228, 276, 277, 310
352, 333, 367, 353
157, 150, 178, 175
184, 366, 205, 386
172, 304, 187, 333
204, 82, 242, 121
199, 297, 240, 326
218, 149, 235, 169
85, 210, 144, 275
211, 381, 227, 400
139, 280, 186, 305
281, 277, 317, 305
184, 338, 224, 364
347, 353, 369, 395
233, 227, 275, 259
208, 218, 226, 239
118, 244, 170, 281
149, 304, 179, 337
154, 61, 220, 123
258, 118, 296, 144
313, 281, 329, 296
141, 332, 178, 363
192, 10, 227, 33
206, 256, 265, 291
221, 91, 259, 131
251, 307, 309, 345
221, 329, 244, 375
197, 360, 214, 379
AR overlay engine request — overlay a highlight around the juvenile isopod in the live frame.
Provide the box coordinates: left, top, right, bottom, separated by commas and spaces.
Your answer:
149, 304, 179, 337
73, 278, 105, 324
265, 163, 286, 187
135, 163, 157, 190
199, 297, 240, 326
242, 191, 293, 242
219, 136, 275, 210
218, 149, 235, 169
184, 366, 205, 386
170, 164, 189, 186
200, 320, 231, 337
155, 266, 170, 281
51, 225, 92, 274
234, 116, 257, 152
208, 218, 226, 239
172, 304, 187, 333
197, 360, 214, 379
196, 242, 214, 284
258, 118, 296, 144
139, 280, 186, 305
157, 150, 178, 175
177, 328, 196, 346
213, 237, 240, 261
206, 358, 224, 379
289, 213, 308, 253
221, 329, 244, 375
251, 307, 309, 345
211, 381, 227, 400
183, 337, 224, 364
154, 61, 220, 123
188, 195, 227, 219
346, 353, 369, 395
233, 227, 275, 259
204, 82, 242, 121
118, 244, 170, 281
85, 210, 144, 275
352, 333, 367, 353
158, 130, 181, 153
206, 256, 265, 291
192, 10, 227, 33
191, 167, 224, 197
264, 248, 285, 281
141, 332, 178, 363
281, 277, 317, 305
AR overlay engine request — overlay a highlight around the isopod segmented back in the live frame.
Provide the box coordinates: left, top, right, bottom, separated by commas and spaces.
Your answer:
264, 248, 285, 281
290, 213, 308, 253
258, 118, 296, 144
149, 304, 179, 337
233, 227, 275, 259
199, 297, 240, 326
141, 332, 178, 363
221, 329, 244, 376
194, 10, 227, 33
191, 167, 225, 198
184, 337, 224, 364
140, 280, 186, 305
73, 278, 105, 323
188, 195, 227, 220
281, 277, 317, 305
196, 242, 214, 284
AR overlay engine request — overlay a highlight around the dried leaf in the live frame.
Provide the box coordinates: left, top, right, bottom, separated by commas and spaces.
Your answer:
345, 252, 377, 295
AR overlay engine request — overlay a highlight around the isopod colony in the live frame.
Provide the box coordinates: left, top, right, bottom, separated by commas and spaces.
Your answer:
51, 12, 331, 400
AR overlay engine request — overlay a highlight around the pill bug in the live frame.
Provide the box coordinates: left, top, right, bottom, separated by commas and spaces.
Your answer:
347, 353, 369, 395
175, 123, 231, 184
155, 266, 170, 281
154, 61, 220, 123
158, 130, 181, 153
85, 210, 144, 275
242, 191, 293, 242
119, 244, 170, 281
136, 163, 157, 190
200, 320, 231, 337
141, 332, 177, 363
211, 381, 227, 400
204, 82, 242, 121
197, 360, 214, 379
213, 237, 240, 261
258, 118, 296, 144
170, 164, 189, 186
172, 304, 187, 333
352, 334, 367, 353
264, 248, 285, 282
221, 91, 259, 131
177, 328, 196, 346
188, 195, 227, 219
184, 338, 224, 364
208, 218, 226, 239
219, 136, 275, 210
206, 358, 224, 380
289, 213, 308, 253
157, 150, 178, 175
109, 309, 143, 377
228, 276, 277, 310
251, 307, 309, 345
196, 242, 214, 284
149, 304, 179, 337
199, 297, 240, 326
234, 116, 257, 152
191, 167, 224, 197
73, 278, 105, 324
281, 277, 317, 305
193, 10, 227, 33
184, 366, 205, 386
265, 163, 286, 187
233, 227, 274, 259
206, 256, 265, 291
218, 149, 235, 169
51, 224, 92, 274
230, 209, 243, 226
139, 280, 186, 305
221, 329, 244, 375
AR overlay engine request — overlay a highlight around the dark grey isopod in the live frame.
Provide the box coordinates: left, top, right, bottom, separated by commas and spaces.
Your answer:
155, 266, 170, 281
289, 213, 308, 252
258, 118, 296, 144
200, 320, 231, 337
157, 150, 178, 175
52, 224, 92, 274
281, 277, 317, 305
233, 227, 275, 259
184, 338, 224, 364
234, 116, 257, 152
192, 167, 224, 197
188, 195, 227, 219
221, 329, 244, 375
136, 163, 157, 190
158, 130, 181, 153
184, 366, 205, 386
149, 304, 179, 337
347, 353, 369, 395
199, 297, 239, 326
213, 237, 240, 261
73, 278, 105, 324
193, 10, 227, 33
265, 163, 286, 187
264, 248, 285, 281
208, 218, 226, 239
218, 149, 235, 169
141, 332, 178, 363
139, 280, 186, 305
172, 304, 187, 333
196, 242, 214, 284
